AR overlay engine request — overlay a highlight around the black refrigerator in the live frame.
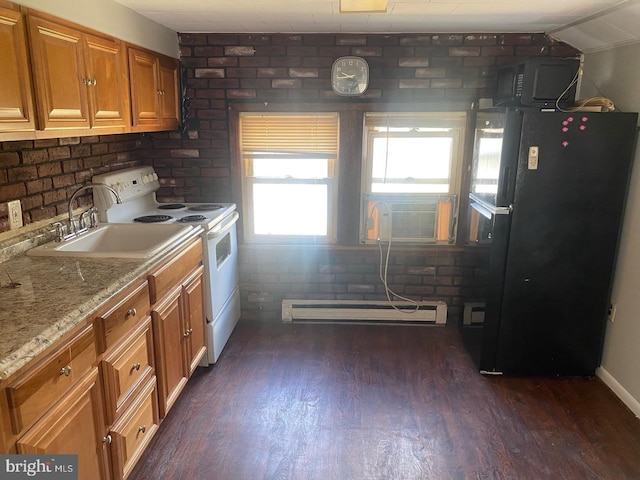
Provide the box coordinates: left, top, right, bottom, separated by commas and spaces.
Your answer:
462, 108, 638, 376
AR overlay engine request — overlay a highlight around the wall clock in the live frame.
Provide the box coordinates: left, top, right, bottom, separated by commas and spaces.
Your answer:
331, 56, 369, 96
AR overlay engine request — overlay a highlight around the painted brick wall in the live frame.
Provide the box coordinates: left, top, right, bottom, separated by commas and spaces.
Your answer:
240, 246, 489, 322
166, 32, 578, 323
0, 134, 147, 232
0, 32, 579, 324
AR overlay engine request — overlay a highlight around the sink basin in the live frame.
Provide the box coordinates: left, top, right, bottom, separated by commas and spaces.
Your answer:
27, 223, 196, 259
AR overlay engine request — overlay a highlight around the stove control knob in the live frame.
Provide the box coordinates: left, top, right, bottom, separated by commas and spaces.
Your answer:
142, 175, 149, 184
152, 173, 158, 181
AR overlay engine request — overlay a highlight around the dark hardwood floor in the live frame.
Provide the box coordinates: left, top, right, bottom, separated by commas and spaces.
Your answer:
128, 321, 640, 480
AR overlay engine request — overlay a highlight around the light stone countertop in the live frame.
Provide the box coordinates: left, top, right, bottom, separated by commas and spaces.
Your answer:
0, 228, 203, 384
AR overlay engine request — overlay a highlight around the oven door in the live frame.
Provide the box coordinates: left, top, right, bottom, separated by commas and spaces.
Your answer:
203, 211, 240, 321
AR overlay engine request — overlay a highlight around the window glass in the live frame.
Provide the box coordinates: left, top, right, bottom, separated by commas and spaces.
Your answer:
239, 113, 339, 243
361, 112, 466, 244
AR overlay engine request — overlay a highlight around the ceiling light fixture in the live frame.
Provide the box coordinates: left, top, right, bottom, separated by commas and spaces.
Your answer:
340, 0, 388, 13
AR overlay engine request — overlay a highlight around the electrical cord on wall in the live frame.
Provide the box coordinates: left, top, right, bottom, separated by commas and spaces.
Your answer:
370, 201, 420, 314
555, 65, 616, 112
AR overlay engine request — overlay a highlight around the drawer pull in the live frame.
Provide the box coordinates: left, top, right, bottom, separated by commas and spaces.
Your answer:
103, 434, 112, 445
183, 328, 193, 338
59, 366, 71, 377
138, 425, 146, 434
126, 308, 137, 318
132, 363, 141, 372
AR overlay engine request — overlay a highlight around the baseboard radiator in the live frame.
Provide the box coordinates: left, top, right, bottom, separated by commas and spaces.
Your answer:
282, 299, 447, 325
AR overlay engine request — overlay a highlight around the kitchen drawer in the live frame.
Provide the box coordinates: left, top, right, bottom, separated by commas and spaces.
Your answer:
95, 280, 151, 353
6, 324, 96, 435
149, 237, 202, 304
101, 317, 154, 424
110, 376, 159, 480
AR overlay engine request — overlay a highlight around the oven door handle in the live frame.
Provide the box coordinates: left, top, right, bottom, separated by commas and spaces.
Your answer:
207, 211, 239, 239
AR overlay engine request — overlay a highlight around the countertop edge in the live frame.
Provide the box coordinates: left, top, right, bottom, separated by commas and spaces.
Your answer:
0, 228, 203, 385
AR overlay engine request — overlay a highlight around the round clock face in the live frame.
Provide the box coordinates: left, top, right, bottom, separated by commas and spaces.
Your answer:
331, 56, 369, 96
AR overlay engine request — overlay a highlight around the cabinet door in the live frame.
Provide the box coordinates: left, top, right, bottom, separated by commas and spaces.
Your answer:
128, 48, 159, 128
0, 5, 35, 133
152, 288, 188, 419
158, 56, 179, 128
84, 33, 129, 129
17, 369, 110, 480
27, 15, 90, 129
183, 265, 207, 376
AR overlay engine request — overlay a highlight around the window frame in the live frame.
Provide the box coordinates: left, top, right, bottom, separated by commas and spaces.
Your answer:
238, 112, 340, 244
360, 112, 467, 245
229, 102, 474, 248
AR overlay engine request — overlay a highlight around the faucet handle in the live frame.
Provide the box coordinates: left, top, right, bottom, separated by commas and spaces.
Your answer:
52, 222, 65, 242
79, 211, 91, 230
88, 207, 99, 228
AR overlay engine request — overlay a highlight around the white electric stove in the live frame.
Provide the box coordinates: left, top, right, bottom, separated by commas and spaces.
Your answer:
92, 166, 241, 364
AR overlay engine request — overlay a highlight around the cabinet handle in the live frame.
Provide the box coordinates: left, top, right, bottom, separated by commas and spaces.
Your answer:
138, 425, 146, 434
183, 330, 190, 337
188, 328, 193, 334
126, 308, 137, 318
102, 434, 112, 445
132, 363, 141, 371
82, 78, 89, 85
91, 78, 97, 86
59, 366, 71, 377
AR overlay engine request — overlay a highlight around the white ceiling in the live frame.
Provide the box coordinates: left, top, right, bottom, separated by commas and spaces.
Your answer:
113, 0, 640, 52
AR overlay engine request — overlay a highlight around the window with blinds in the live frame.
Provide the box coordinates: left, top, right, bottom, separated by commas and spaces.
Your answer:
239, 113, 340, 243
360, 112, 466, 244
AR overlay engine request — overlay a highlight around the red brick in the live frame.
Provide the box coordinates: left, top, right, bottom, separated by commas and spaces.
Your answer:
9, 165, 37, 181
0, 151, 20, 167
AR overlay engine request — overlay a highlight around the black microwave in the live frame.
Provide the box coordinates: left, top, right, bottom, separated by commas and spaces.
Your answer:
495, 58, 580, 108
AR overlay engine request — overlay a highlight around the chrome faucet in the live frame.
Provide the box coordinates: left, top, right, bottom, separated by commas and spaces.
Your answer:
67, 183, 122, 236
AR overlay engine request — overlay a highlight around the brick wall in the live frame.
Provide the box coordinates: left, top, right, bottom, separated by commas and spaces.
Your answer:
0, 32, 580, 324
0, 135, 147, 232
240, 246, 489, 322
166, 32, 578, 323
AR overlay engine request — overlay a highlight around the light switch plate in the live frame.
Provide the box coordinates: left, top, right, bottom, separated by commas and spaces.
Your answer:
8, 200, 23, 229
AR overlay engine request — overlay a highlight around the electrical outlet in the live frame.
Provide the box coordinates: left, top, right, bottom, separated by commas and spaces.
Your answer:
8, 200, 23, 229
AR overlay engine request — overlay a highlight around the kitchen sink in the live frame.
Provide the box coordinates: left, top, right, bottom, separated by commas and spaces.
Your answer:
27, 223, 196, 259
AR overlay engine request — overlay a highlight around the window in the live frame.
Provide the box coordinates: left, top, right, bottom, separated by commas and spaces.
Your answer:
361, 112, 466, 244
239, 113, 339, 243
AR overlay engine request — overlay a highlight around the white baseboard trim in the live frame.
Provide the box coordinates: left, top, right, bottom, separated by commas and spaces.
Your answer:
596, 367, 640, 418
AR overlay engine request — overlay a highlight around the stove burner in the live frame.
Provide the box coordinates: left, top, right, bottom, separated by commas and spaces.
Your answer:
157, 203, 186, 210
177, 215, 207, 223
189, 204, 223, 212
133, 214, 173, 223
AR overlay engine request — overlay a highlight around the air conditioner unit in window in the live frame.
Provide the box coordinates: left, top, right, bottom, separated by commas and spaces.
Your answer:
363, 195, 457, 244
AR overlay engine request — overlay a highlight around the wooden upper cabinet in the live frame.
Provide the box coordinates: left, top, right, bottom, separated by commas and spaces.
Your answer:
27, 13, 129, 133
0, 4, 36, 134
27, 15, 90, 130
83, 33, 130, 128
129, 46, 180, 132
158, 55, 179, 125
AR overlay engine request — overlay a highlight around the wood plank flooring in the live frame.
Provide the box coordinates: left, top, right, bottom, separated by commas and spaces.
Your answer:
128, 321, 640, 480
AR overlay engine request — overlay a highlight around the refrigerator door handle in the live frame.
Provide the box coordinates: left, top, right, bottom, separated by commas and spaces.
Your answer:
469, 194, 512, 219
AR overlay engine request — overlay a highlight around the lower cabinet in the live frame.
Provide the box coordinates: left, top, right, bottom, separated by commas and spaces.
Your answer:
16, 368, 111, 480
109, 376, 159, 480
150, 237, 206, 419
151, 286, 188, 419
0, 237, 207, 479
